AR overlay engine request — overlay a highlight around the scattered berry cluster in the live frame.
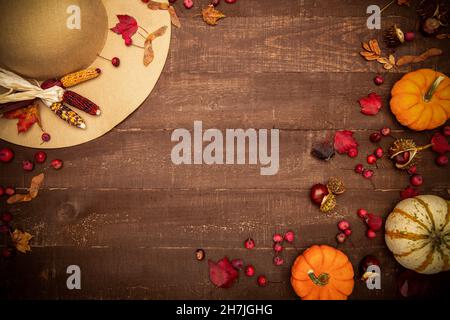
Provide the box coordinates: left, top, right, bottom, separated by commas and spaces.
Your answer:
336, 220, 352, 243
356, 209, 383, 239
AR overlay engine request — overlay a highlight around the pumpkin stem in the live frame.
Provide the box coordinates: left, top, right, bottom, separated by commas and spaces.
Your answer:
424, 75, 445, 102
307, 270, 330, 287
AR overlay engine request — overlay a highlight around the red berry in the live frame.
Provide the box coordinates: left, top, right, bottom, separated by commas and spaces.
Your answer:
367, 154, 377, 165
41, 133, 51, 142
34, 151, 47, 164
443, 126, 450, 137
336, 232, 346, 243
410, 174, 423, 187
273, 256, 284, 266
370, 132, 382, 143
374, 75, 384, 85
244, 238, 255, 249
257, 275, 268, 287
125, 38, 133, 46
338, 220, 350, 231
5, 187, 15, 196
211, 0, 220, 6
1, 212, 13, 223
231, 259, 244, 270
380, 127, 391, 136
404, 31, 415, 42
1, 247, 15, 259
0, 225, 9, 234
51, 159, 63, 170
344, 229, 352, 236
366, 229, 377, 239
347, 147, 358, 158
272, 233, 283, 243
365, 214, 383, 231
22, 160, 34, 172
245, 265, 255, 277
357, 208, 368, 219
436, 155, 448, 167
225, 0, 237, 3
284, 231, 295, 243
0, 186, 4, 196
374, 147, 383, 158
354, 164, 364, 174
111, 57, 120, 67
183, 0, 194, 9
363, 169, 374, 179
310, 184, 329, 205
141, 0, 150, 3
273, 243, 283, 253
0, 147, 14, 163
407, 165, 417, 175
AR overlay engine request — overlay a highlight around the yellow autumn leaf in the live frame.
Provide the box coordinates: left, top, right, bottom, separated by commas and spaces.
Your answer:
11, 229, 33, 254
202, 5, 225, 26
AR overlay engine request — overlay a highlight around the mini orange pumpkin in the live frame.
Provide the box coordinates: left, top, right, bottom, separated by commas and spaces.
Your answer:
290, 245, 354, 300
390, 69, 450, 131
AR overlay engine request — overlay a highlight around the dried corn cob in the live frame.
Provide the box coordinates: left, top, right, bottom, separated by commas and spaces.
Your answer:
60, 68, 101, 88
49, 102, 86, 129
63, 90, 101, 116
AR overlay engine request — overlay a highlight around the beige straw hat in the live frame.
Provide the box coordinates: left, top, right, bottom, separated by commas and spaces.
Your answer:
0, 0, 171, 148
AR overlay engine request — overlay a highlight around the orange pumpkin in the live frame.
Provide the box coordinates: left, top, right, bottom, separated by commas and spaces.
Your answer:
290, 245, 354, 300
390, 69, 450, 131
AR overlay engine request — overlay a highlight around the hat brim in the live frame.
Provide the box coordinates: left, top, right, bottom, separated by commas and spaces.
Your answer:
0, 0, 171, 149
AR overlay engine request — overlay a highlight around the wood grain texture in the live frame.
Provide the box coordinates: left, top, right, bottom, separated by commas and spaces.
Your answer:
1, 0, 449, 300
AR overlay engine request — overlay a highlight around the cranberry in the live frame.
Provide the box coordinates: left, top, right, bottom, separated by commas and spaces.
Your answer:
5, 187, 15, 196
273, 256, 284, 266
22, 160, 34, 171
336, 232, 346, 243
363, 169, 374, 179
225, 0, 237, 3
410, 174, 423, 187
273, 243, 283, 253
395, 151, 410, 165
41, 133, 51, 142
0, 147, 14, 163
284, 231, 295, 243
111, 57, 120, 67
231, 259, 244, 270
407, 165, 417, 175
380, 127, 391, 136
244, 238, 255, 249
338, 220, 350, 231
125, 38, 133, 46
0, 186, 4, 196
404, 31, 415, 42
310, 184, 329, 205
367, 154, 377, 165
436, 155, 448, 167
0, 212, 13, 224
374, 147, 383, 158
245, 265, 255, 277
51, 159, 63, 170
443, 126, 450, 137
366, 229, 377, 239
370, 132, 382, 143
365, 214, 383, 231
183, 0, 194, 9
211, 0, 220, 6
374, 75, 384, 85
34, 151, 47, 164
347, 147, 358, 158
272, 233, 283, 243
357, 208, 368, 219
195, 249, 205, 261
354, 164, 364, 174
257, 275, 268, 287
344, 229, 352, 236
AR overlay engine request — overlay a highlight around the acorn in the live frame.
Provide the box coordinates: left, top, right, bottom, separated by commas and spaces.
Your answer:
383, 25, 405, 48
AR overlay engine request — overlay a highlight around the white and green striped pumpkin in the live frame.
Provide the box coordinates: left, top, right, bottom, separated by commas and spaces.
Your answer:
385, 195, 450, 274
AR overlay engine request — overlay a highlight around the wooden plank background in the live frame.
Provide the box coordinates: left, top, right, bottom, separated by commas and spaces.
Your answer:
1, 0, 449, 299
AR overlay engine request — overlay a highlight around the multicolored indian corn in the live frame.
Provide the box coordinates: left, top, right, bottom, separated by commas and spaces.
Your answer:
60, 68, 101, 88
49, 103, 86, 129
63, 90, 101, 116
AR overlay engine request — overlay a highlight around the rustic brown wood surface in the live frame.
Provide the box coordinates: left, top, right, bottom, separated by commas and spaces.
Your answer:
1, 0, 449, 299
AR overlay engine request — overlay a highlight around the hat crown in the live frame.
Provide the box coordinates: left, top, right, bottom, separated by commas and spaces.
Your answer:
0, 0, 108, 80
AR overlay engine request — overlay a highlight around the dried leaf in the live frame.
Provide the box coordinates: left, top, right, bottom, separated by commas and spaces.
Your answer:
383, 63, 394, 70
143, 26, 168, 66
311, 140, 335, 161
202, 5, 225, 26
397, 48, 443, 66
147, 1, 170, 10
369, 39, 381, 56
7, 173, 44, 204
389, 54, 396, 65
208, 257, 238, 288
436, 34, 450, 39
431, 133, 450, 154
377, 57, 389, 64
3, 101, 42, 133
11, 229, 33, 254
334, 130, 358, 154
360, 39, 382, 61
358, 92, 383, 115
110, 15, 138, 44
362, 42, 371, 52
168, 6, 181, 28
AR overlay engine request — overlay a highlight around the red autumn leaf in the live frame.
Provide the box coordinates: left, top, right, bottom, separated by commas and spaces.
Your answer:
431, 132, 450, 154
3, 102, 42, 133
110, 15, 138, 43
358, 92, 383, 116
208, 257, 239, 288
400, 186, 420, 200
334, 130, 358, 154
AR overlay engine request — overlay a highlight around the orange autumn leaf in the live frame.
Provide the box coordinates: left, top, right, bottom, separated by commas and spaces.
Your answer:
11, 229, 33, 254
143, 26, 168, 66
168, 6, 181, 28
202, 5, 225, 26
3, 101, 42, 133
7, 173, 45, 204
